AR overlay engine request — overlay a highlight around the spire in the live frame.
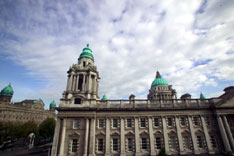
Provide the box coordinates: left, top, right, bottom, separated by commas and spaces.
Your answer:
156, 71, 161, 78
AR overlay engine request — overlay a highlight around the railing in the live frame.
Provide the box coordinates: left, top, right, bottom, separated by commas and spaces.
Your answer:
60, 98, 216, 109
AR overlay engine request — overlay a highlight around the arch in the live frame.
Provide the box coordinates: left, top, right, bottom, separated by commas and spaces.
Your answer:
96, 131, 105, 137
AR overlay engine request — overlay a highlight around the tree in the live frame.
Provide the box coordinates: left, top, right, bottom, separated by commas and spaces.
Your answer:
38, 118, 56, 139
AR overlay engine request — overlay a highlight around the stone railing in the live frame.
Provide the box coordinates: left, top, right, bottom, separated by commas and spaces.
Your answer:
60, 98, 218, 109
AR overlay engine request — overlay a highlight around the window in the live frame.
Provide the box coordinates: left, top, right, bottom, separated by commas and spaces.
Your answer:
99, 119, 104, 128
167, 118, 173, 126
98, 139, 104, 152
83, 61, 86, 67
112, 138, 119, 152
73, 119, 79, 129
154, 117, 159, 126
113, 119, 118, 128
155, 137, 161, 149
197, 136, 203, 148
72, 139, 78, 153
169, 136, 177, 149
74, 98, 81, 104
141, 138, 148, 150
205, 117, 211, 126
180, 117, 186, 126
140, 118, 146, 127
183, 136, 191, 149
193, 117, 199, 126
210, 135, 217, 148
127, 118, 132, 128
127, 138, 134, 151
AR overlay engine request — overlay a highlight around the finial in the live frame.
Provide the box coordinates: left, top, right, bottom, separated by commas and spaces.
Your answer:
156, 71, 161, 78
87, 43, 89, 47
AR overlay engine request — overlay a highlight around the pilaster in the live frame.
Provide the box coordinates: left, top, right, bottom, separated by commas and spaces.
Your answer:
188, 116, 199, 154
201, 116, 213, 154
58, 118, 66, 156
51, 118, 61, 156
76, 74, 79, 91
148, 117, 156, 155
89, 118, 96, 156
83, 118, 90, 156
105, 118, 111, 156
223, 115, 234, 151
175, 116, 184, 154
120, 117, 126, 156
134, 117, 141, 156
217, 115, 232, 153
162, 116, 169, 153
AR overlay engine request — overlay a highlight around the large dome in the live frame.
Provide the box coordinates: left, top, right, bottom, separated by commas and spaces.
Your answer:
79, 44, 94, 60
0, 83, 14, 97
151, 71, 169, 87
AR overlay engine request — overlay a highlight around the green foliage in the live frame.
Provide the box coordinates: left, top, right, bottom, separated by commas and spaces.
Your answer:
159, 148, 167, 156
38, 118, 56, 139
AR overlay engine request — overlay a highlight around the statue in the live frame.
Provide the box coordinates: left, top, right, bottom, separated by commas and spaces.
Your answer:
28, 132, 35, 148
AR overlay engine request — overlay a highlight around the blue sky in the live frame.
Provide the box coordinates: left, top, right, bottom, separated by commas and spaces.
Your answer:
0, 0, 234, 109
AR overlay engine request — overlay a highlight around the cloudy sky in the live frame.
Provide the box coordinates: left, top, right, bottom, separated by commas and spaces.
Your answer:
0, 0, 234, 109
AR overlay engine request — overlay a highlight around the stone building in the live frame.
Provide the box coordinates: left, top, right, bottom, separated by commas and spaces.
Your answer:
0, 84, 56, 124
51, 44, 234, 156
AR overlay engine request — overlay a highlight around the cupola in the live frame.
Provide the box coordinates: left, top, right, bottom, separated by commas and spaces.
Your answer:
50, 100, 56, 108
79, 44, 94, 60
151, 71, 168, 87
200, 92, 206, 99
102, 94, 107, 100
0, 83, 14, 97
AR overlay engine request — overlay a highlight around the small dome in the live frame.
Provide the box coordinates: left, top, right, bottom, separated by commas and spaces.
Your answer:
0, 83, 14, 97
50, 100, 56, 108
102, 94, 107, 100
79, 44, 94, 60
151, 71, 168, 87
200, 93, 206, 99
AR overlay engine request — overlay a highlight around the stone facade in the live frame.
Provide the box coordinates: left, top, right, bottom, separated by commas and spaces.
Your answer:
51, 45, 234, 156
0, 89, 56, 124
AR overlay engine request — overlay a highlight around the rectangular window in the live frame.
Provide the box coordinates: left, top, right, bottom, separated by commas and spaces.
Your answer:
168, 118, 173, 126
73, 119, 79, 129
127, 138, 133, 151
98, 139, 104, 152
183, 136, 190, 149
169, 136, 176, 149
197, 136, 203, 148
72, 139, 78, 153
154, 117, 159, 126
140, 118, 146, 127
99, 119, 104, 128
141, 138, 148, 150
112, 138, 119, 151
113, 119, 118, 128
127, 118, 132, 128
210, 136, 217, 148
193, 117, 199, 126
155, 137, 161, 149
180, 117, 186, 126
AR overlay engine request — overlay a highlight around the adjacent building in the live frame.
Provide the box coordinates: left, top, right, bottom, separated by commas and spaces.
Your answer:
0, 83, 56, 124
52, 44, 234, 156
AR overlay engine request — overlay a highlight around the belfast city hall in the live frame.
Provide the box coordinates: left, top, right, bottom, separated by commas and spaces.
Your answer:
51, 44, 234, 156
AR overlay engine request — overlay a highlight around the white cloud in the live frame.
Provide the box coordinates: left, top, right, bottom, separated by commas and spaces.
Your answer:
0, 0, 234, 104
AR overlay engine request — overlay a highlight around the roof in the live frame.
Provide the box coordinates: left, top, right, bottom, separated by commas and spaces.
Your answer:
0, 83, 14, 97
79, 44, 94, 60
151, 71, 168, 87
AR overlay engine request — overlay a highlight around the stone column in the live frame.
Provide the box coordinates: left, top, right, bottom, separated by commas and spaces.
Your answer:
134, 117, 140, 156
188, 116, 199, 154
82, 74, 86, 92
175, 116, 184, 154
162, 116, 169, 153
217, 115, 231, 152
201, 116, 213, 154
51, 118, 61, 156
148, 117, 156, 155
72, 75, 77, 91
120, 118, 125, 156
105, 118, 111, 156
66, 75, 70, 91
83, 118, 90, 156
68, 75, 73, 91
223, 115, 234, 151
76, 75, 79, 91
59, 118, 66, 156
89, 118, 96, 156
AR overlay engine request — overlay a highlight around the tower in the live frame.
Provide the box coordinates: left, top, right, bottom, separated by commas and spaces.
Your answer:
147, 71, 176, 100
49, 100, 56, 111
61, 44, 100, 105
0, 83, 14, 103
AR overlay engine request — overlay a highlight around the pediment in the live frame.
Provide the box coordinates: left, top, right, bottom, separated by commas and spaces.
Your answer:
139, 131, 148, 136
69, 132, 80, 138
125, 131, 134, 136
111, 131, 120, 136
96, 131, 105, 136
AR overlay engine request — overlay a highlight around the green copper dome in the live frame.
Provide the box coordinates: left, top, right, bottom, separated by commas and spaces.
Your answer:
0, 83, 14, 97
79, 44, 94, 60
200, 93, 206, 99
102, 94, 107, 100
151, 71, 168, 87
50, 100, 56, 108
